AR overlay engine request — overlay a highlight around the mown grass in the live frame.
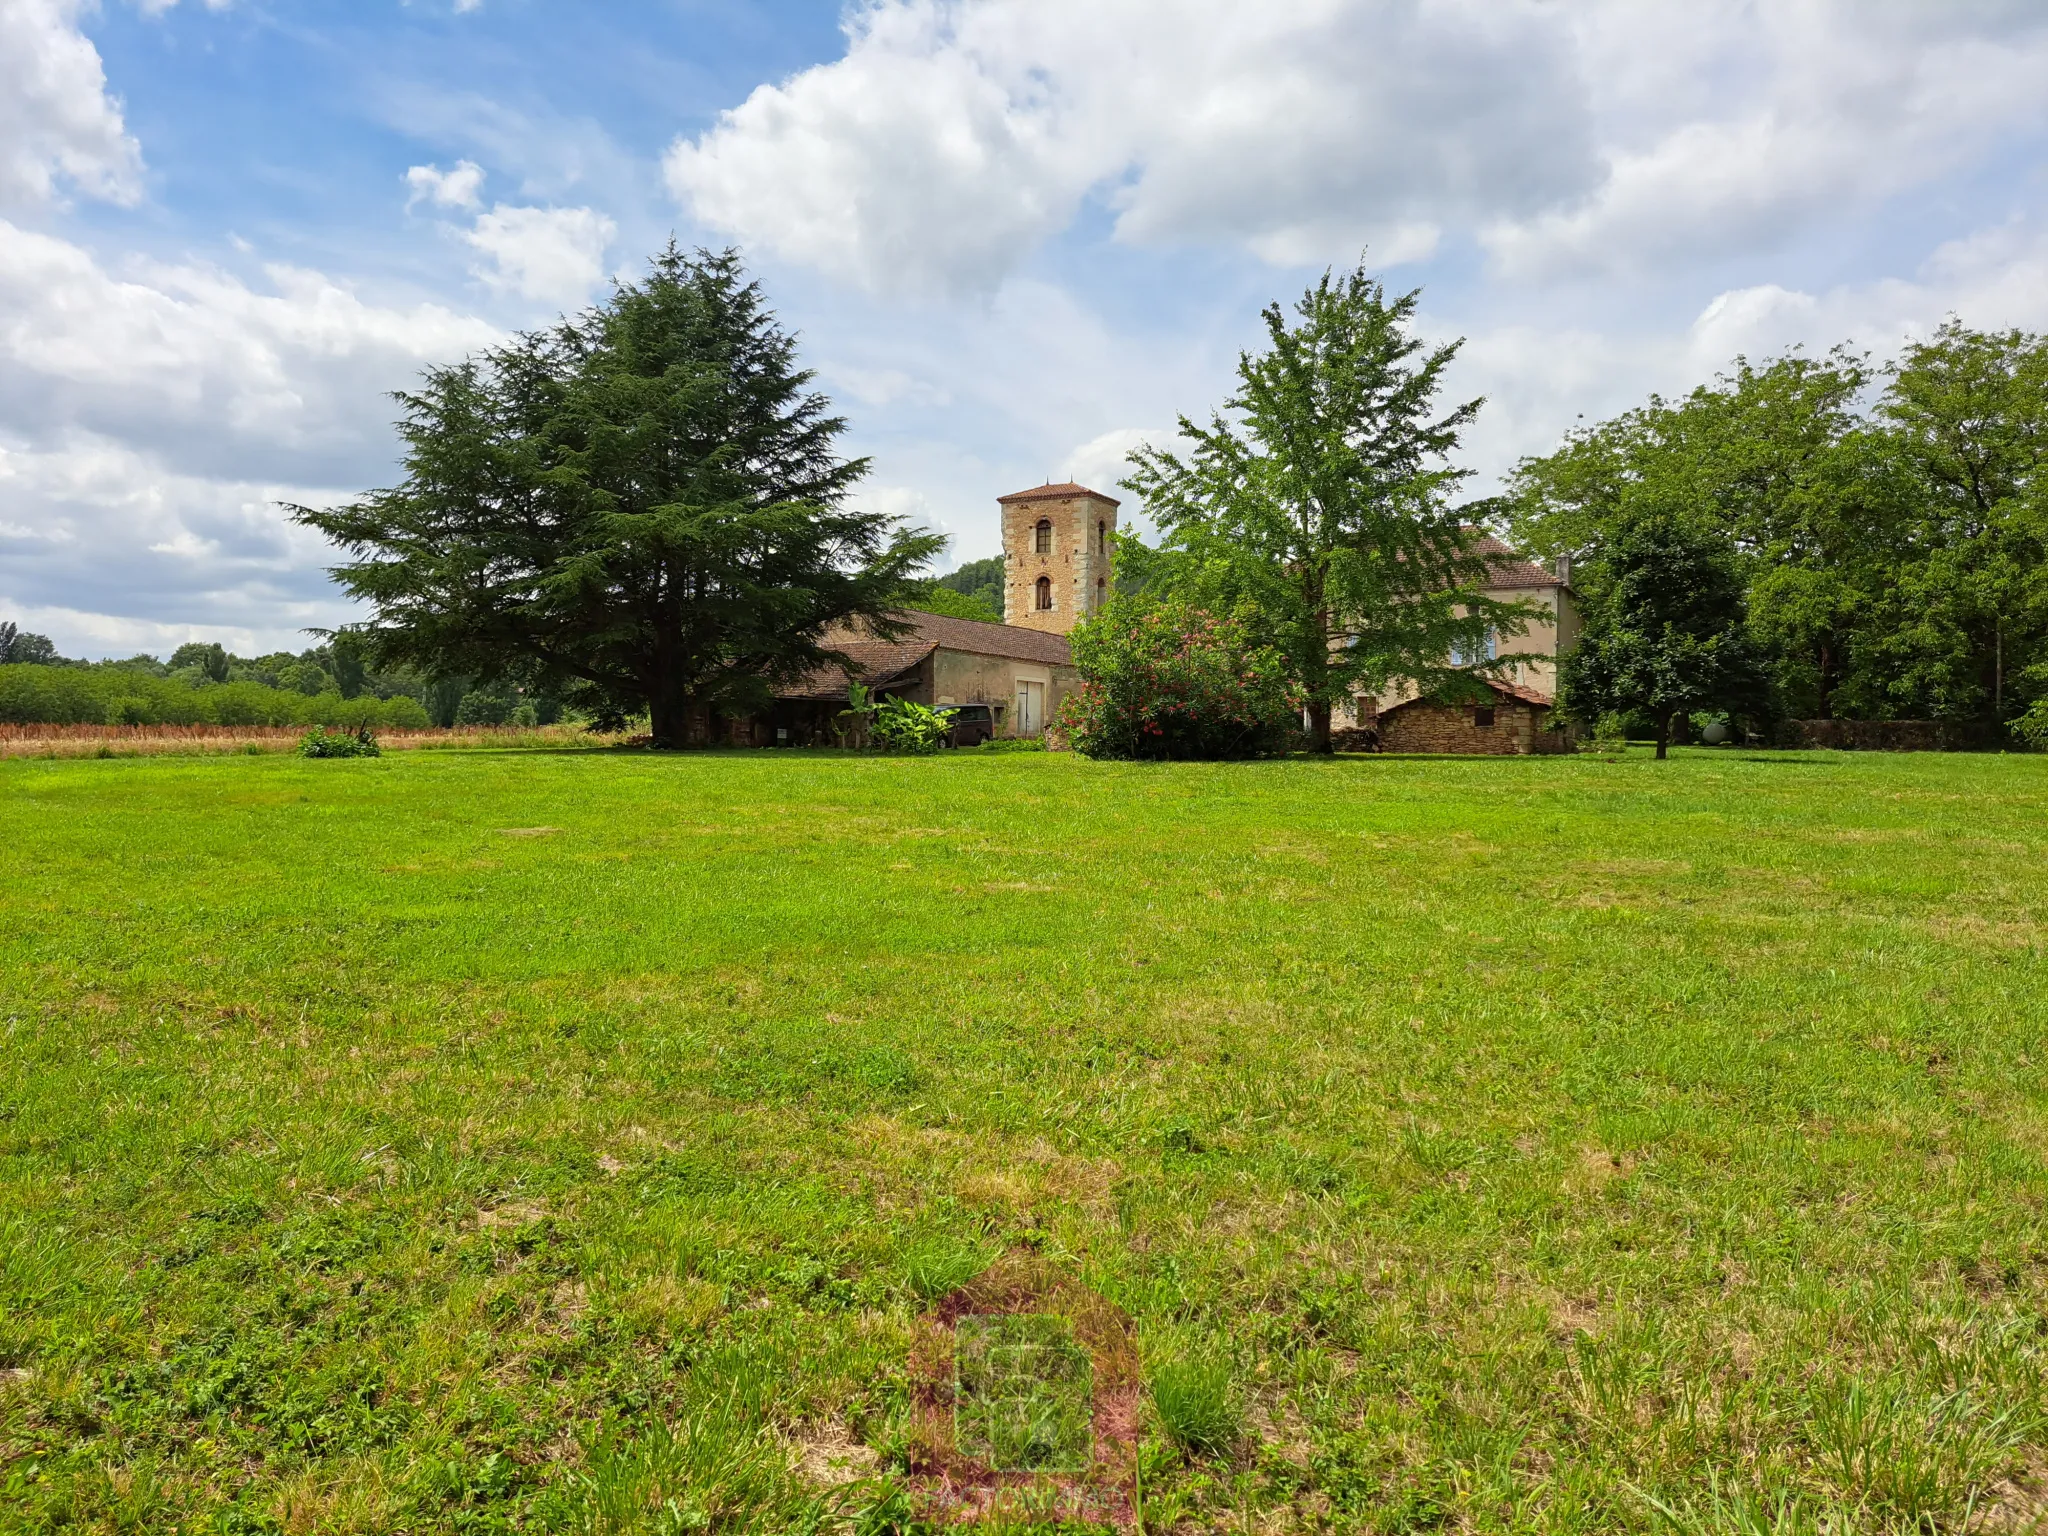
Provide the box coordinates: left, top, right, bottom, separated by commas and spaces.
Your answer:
2, 745, 2046, 1534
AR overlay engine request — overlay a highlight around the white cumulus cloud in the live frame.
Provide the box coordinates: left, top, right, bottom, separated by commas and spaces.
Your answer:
0, 0, 145, 209
665, 0, 1596, 297
1485, 1, 2048, 280
405, 158, 484, 209
463, 203, 616, 304
0, 220, 501, 653
666, 0, 2048, 299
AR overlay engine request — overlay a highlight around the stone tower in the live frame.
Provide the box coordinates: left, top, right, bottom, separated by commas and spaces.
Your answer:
998, 482, 1119, 635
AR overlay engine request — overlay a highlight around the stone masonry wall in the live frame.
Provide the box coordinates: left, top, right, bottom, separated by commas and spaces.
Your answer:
1378, 699, 1565, 755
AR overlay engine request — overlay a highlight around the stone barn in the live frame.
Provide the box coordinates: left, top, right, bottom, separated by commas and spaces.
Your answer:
1368, 679, 1569, 755
726, 611, 1081, 746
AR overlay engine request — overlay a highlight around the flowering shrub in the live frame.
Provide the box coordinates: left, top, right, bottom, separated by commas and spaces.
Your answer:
1059, 599, 1297, 760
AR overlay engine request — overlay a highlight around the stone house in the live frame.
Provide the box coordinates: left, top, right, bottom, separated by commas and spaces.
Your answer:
1345, 534, 1580, 754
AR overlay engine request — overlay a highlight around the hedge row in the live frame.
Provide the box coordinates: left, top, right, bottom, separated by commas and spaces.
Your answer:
0, 666, 432, 728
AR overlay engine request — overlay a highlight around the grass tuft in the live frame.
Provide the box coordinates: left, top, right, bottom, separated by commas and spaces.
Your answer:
1148, 1358, 1239, 1456
905, 1241, 988, 1301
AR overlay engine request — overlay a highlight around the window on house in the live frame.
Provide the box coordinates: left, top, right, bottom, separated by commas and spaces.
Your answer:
1035, 575, 1054, 610
1474, 707, 1496, 728
1451, 629, 1499, 666
1035, 518, 1053, 555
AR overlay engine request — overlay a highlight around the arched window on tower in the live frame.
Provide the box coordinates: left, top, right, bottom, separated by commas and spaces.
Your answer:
1097, 520, 1106, 555
1096, 577, 1106, 605
1034, 518, 1053, 555
1035, 575, 1054, 611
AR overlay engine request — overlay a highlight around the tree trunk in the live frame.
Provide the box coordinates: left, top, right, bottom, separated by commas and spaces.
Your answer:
1655, 710, 1671, 760
649, 690, 692, 750
1818, 643, 1834, 719
1306, 698, 1334, 754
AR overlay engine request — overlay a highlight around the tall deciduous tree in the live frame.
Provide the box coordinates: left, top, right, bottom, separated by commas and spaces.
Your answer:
1875, 321, 2048, 725
1508, 332, 2048, 733
1559, 508, 1765, 757
1123, 264, 1532, 753
294, 247, 939, 747
0, 623, 62, 666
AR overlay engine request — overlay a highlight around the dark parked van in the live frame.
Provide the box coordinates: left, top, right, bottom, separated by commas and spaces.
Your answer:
939, 704, 997, 747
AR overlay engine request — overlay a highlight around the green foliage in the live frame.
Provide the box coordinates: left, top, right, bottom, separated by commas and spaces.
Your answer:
1559, 509, 1766, 758
936, 554, 1005, 616
2013, 697, 2048, 748
532, 1394, 827, 1534
454, 682, 519, 727
292, 246, 942, 748
1059, 596, 1296, 760
835, 681, 877, 748
297, 725, 381, 758
277, 659, 332, 696
169, 641, 230, 683
1508, 326, 2048, 731
868, 695, 953, 754
897, 581, 1000, 622
1124, 262, 1537, 751
0, 621, 65, 665
903, 1241, 987, 1300
954, 1314, 1094, 1472
0, 665, 432, 728
1148, 1359, 1239, 1455
1587, 712, 1632, 754
379, 694, 432, 730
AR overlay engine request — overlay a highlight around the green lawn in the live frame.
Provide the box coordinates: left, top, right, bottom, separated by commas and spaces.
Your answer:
4, 747, 2047, 1534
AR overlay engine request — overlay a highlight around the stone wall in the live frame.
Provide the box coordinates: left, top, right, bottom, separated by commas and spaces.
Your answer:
1377, 698, 1566, 755
1776, 718, 1997, 752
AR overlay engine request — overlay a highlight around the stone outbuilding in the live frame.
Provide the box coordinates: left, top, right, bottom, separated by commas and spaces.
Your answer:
731, 611, 1080, 746
1360, 678, 1569, 756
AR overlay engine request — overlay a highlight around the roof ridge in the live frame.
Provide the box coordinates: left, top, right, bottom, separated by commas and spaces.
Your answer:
996, 481, 1121, 507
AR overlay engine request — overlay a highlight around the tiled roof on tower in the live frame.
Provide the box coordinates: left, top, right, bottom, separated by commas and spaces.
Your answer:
995, 482, 1121, 506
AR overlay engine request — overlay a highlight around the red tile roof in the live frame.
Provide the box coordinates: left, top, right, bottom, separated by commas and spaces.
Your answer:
865, 609, 1074, 665
774, 639, 934, 701
1381, 676, 1556, 713
1469, 532, 1566, 590
1490, 678, 1556, 708
772, 611, 1074, 701
996, 481, 1121, 507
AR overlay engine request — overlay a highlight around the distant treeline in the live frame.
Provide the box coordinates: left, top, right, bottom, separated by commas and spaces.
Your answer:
0, 665, 431, 728
0, 630, 567, 728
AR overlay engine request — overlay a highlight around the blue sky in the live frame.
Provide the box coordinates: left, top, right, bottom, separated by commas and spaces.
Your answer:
5, 0, 2048, 658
